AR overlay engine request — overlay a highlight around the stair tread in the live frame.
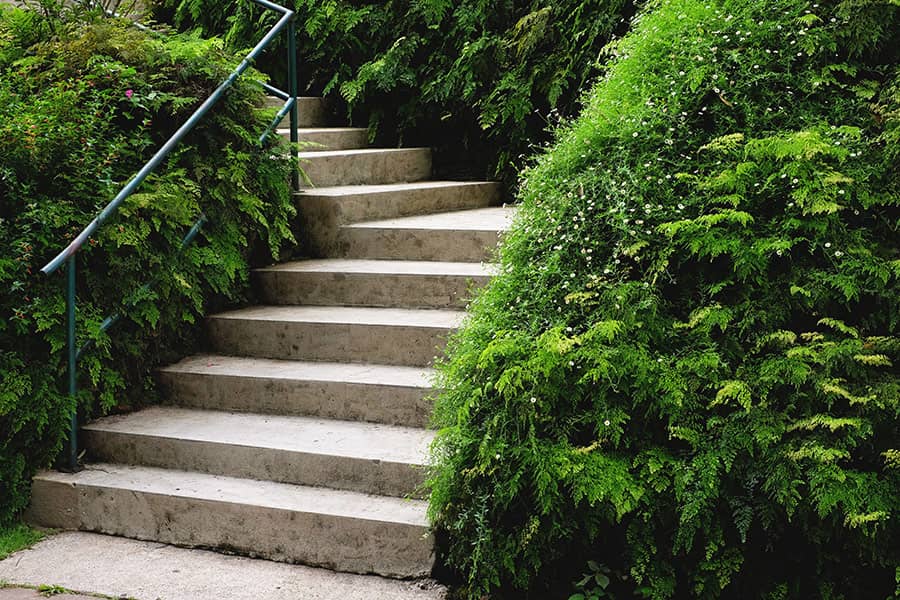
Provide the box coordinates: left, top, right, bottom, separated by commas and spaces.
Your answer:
256, 258, 496, 277
296, 180, 498, 196
160, 354, 434, 388
209, 305, 465, 328
35, 463, 428, 526
267, 95, 323, 101
281, 127, 368, 134
346, 207, 515, 231
298, 147, 429, 159
0, 532, 445, 600
84, 406, 434, 465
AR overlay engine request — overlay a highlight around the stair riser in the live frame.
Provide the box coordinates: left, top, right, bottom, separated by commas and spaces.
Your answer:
28, 479, 433, 578
81, 430, 425, 498
255, 271, 490, 309
158, 371, 432, 428
206, 320, 453, 367
282, 129, 368, 151
300, 183, 500, 225
336, 229, 501, 262
267, 97, 329, 128
300, 150, 431, 188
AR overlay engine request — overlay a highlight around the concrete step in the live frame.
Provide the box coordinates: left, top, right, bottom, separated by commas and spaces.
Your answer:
254, 259, 496, 309
299, 181, 501, 224
82, 407, 432, 498
279, 128, 369, 151
299, 148, 431, 188
0, 532, 446, 600
297, 181, 502, 256
28, 464, 433, 578
206, 306, 464, 367
263, 96, 329, 128
335, 207, 515, 262
159, 355, 435, 428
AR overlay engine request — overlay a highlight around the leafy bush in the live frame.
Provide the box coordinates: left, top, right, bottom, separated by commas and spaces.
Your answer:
0, 6, 294, 525
151, 0, 634, 184
428, 0, 900, 597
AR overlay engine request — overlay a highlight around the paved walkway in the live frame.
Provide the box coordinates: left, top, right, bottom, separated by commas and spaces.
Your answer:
0, 532, 446, 600
0, 591, 96, 600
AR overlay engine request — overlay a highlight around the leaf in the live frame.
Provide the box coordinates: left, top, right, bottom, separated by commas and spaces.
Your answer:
712, 380, 753, 411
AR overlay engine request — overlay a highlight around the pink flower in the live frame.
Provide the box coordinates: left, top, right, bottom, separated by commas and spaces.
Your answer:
125, 89, 134, 99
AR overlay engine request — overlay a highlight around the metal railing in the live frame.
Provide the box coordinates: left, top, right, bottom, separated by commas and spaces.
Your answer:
40, 0, 300, 472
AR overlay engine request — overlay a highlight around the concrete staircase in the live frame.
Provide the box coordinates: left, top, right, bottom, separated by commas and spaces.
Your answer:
27, 96, 513, 581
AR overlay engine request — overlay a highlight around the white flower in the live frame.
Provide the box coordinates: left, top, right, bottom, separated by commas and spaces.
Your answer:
603, 419, 611, 427
824, 242, 832, 248
530, 397, 537, 404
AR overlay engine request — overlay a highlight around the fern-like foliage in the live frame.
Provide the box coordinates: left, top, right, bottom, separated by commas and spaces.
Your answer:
428, 0, 900, 597
0, 10, 294, 524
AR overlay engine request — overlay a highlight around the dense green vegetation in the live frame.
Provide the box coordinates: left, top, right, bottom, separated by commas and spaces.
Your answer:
0, 5, 294, 525
429, 0, 900, 597
0, 523, 44, 560
152, 0, 634, 184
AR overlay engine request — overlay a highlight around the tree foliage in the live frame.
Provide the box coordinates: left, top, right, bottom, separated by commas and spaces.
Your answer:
428, 0, 900, 597
0, 6, 294, 524
150, 0, 634, 184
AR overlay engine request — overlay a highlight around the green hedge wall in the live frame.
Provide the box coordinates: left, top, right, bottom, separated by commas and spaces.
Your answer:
0, 6, 294, 524
150, 0, 635, 186
428, 0, 900, 597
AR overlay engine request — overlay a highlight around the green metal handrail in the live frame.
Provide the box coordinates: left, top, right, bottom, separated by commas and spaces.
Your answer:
40, 0, 300, 472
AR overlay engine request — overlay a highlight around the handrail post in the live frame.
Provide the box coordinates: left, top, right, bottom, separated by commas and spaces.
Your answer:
287, 17, 299, 191
66, 255, 79, 472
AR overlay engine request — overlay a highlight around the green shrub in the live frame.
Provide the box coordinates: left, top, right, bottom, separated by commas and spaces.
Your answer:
428, 0, 900, 597
150, 0, 633, 185
0, 7, 294, 525
0, 523, 44, 560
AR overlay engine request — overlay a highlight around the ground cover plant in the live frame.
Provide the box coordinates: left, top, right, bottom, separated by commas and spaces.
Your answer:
0, 4, 294, 525
0, 523, 44, 560
428, 0, 900, 597
151, 0, 635, 184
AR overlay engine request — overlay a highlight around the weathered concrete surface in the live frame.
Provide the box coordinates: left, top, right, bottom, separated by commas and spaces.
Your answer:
255, 259, 495, 309
280, 128, 369, 151
206, 306, 465, 366
299, 148, 432, 188
297, 181, 501, 257
28, 464, 434, 578
0, 532, 446, 600
336, 207, 515, 262
266, 96, 329, 127
300, 181, 501, 224
82, 406, 433, 497
0, 590, 96, 600
159, 355, 435, 427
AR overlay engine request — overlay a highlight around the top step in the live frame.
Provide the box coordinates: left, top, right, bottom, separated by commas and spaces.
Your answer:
264, 96, 329, 128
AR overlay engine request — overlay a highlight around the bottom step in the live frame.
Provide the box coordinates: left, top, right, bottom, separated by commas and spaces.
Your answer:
0, 532, 446, 600
27, 464, 433, 578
